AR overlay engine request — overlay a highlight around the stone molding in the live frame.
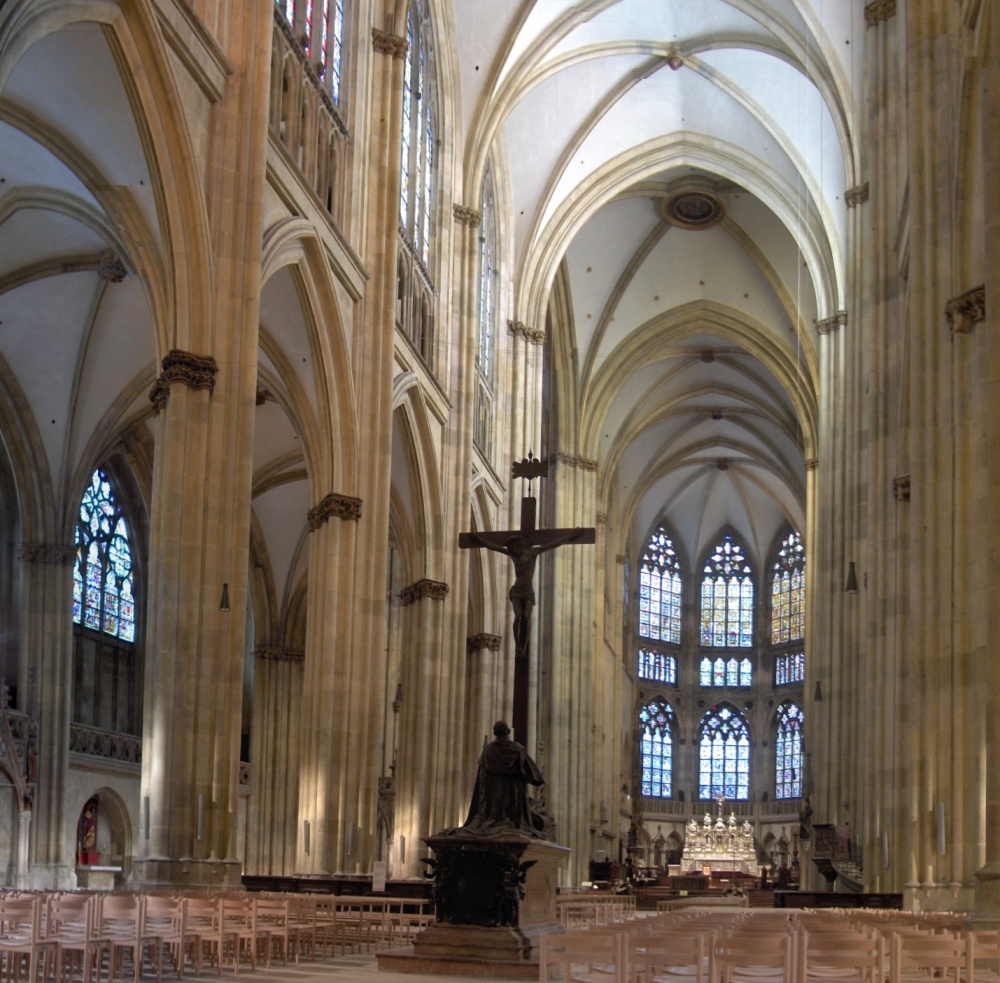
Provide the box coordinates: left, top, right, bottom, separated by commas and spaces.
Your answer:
815, 310, 848, 335
18, 543, 75, 565
945, 285, 985, 334
453, 205, 481, 228
552, 451, 598, 472
400, 578, 449, 605
865, 0, 897, 27
308, 493, 363, 529
466, 633, 501, 654
846, 183, 870, 207
372, 28, 408, 59
149, 349, 218, 414
508, 319, 546, 345
255, 645, 305, 663
805, 458, 819, 472
892, 474, 911, 502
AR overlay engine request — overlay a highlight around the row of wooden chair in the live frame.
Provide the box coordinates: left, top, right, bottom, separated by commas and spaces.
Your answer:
0, 890, 433, 983
539, 906, 1000, 983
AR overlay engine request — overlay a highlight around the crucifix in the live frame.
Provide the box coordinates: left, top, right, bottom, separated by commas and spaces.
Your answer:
459, 453, 595, 745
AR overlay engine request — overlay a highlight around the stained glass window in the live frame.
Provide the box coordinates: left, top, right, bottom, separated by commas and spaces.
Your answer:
399, 0, 437, 266
700, 534, 753, 647
775, 651, 805, 685
74, 469, 135, 643
699, 656, 752, 687
640, 700, 674, 797
276, 1, 346, 104
477, 165, 498, 386
775, 701, 804, 799
771, 530, 805, 644
639, 527, 682, 644
698, 704, 750, 800
639, 649, 677, 684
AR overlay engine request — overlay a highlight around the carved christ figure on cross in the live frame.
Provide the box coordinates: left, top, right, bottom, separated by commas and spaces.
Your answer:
462, 526, 592, 659
459, 455, 596, 744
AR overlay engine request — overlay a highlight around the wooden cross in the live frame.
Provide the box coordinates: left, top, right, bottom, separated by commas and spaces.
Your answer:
459, 455, 595, 744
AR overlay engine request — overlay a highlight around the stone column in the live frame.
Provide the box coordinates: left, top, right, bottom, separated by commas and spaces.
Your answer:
17, 544, 74, 888
972, 0, 1000, 924
245, 645, 303, 875
538, 453, 599, 887
393, 578, 454, 878
134, 1, 271, 889
296, 495, 367, 876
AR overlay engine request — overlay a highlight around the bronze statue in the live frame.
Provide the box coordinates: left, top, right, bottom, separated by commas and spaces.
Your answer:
459, 721, 549, 838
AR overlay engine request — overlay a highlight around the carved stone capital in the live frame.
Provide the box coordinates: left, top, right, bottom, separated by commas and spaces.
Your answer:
18, 543, 75, 565
400, 578, 449, 605
507, 320, 547, 345
308, 493, 363, 529
552, 451, 599, 472
453, 205, 481, 228
805, 458, 819, 471
466, 633, 501, 654
97, 249, 128, 282
255, 386, 271, 406
892, 474, 911, 502
815, 310, 848, 335
372, 28, 408, 59
865, 0, 897, 27
945, 285, 985, 333
255, 645, 305, 663
149, 349, 218, 414
846, 183, 870, 207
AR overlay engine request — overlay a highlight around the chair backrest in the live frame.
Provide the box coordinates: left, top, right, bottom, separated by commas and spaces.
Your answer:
540, 930, 629, 983
633, 931, 710, 983
889, 930, 969, 983
799, 927, 885, 983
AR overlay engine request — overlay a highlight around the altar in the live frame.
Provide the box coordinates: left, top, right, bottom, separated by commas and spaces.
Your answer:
681, 812, 757, 875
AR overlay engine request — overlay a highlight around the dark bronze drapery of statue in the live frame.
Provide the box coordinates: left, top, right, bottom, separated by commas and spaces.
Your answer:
458, 721, 549, 838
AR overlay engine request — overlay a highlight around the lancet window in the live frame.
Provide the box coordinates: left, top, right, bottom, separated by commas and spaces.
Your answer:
774, 701, 804, 799
700, 534, 753, 648
772, 529, 806, 685
72, 467, 142, 736
399, 0, 437, 267
276, 0, 346, 104
74, 469, 135, 642
640, 699, 675, 798
639, 527, 682, 645
473, 165, 498, 455
698, 704, 750, 800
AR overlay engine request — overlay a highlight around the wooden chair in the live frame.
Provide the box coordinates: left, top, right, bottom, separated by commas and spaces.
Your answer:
100, 894, 161, 983
713, 930, 797, 983
284, 895, 317, 963
540, 930, 629, 983
252, 896, 289, 967
142, 895, 190, 979
181, 896, 223, 975
219, 896, 258, 974
45, 893, 110, 983
798, 927, 885, 983
889, 930, 970, 983
0, 895, 56, 983
630, 931, 711, 983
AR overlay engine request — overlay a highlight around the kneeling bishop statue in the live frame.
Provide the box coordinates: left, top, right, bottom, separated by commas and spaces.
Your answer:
457, 720, 551, 838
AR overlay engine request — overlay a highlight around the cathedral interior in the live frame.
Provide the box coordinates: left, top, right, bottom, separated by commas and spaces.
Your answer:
0, 0, 997, 921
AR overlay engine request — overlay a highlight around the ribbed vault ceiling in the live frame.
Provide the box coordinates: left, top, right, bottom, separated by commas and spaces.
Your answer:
457, 0, 859, 565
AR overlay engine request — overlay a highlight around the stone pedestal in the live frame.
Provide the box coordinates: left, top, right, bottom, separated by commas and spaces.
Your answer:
377, 833, 568, 978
